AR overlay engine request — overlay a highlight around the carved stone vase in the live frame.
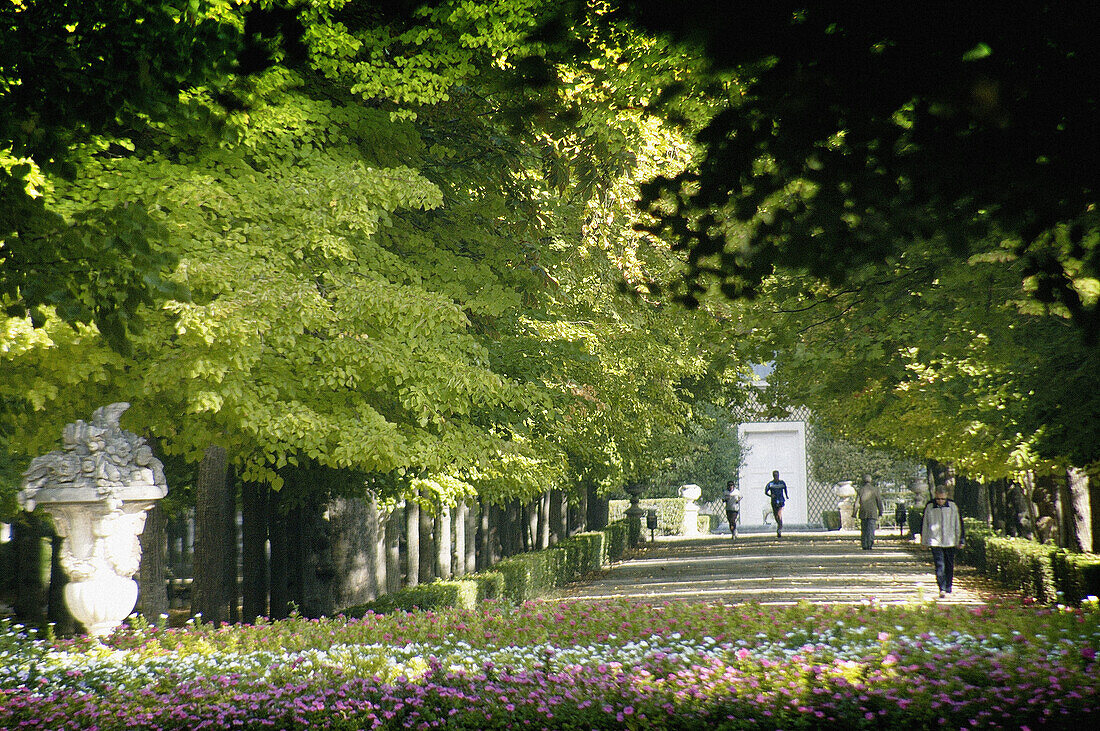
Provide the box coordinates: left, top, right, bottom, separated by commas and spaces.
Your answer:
18, 403, 167, 637
678, 483, 702, 536
834, 480, 857, 531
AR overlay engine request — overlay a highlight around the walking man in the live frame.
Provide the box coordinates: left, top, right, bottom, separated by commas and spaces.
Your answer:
723, 480, 742, 539
921, 487, 966, 598
857, 474, 884, 550
764, 470, 788, 538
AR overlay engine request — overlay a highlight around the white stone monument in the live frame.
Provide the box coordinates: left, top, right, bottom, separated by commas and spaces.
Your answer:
679, 483, 701, 536
834, 480, 857, 530
736, 421, 808, 527
19, 403, 167, 637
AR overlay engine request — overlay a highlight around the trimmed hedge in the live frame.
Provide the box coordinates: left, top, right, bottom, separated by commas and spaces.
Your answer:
342, 520, 630, 615
959, 518, 1100, 605
348, 580, 480, 615
1051, 551, 1100, 605
822, 511, 841, 531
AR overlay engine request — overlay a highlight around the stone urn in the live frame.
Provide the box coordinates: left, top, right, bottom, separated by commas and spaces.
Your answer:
678, 483, 702, 536
624, 482, 647, 547
834, 480, 857, 530
19, 403, 167, 637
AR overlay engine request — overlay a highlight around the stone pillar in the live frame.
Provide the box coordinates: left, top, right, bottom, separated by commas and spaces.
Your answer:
18, 403, 168, 637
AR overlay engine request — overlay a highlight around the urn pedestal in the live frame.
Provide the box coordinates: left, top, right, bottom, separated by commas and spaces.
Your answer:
19, 403, 168, 637
624, 483, 647, 547
679, 483, 702, 536
834, 481, 857, 531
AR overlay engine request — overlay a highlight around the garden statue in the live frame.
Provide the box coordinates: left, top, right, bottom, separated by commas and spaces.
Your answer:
834, 480, 857, 530
678, 483, 702, 536
19, 403, 167, 636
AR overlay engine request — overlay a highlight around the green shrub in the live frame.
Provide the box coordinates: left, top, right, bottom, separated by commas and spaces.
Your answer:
343, 579, 480, 616
822, 511, 841, 531
959, 518, 994, 571
698, 514, 716, 534
984, 535, 1059, 602
604, 519, 629, 562
474, 571, 504, 601
1051, 551, 1100, 605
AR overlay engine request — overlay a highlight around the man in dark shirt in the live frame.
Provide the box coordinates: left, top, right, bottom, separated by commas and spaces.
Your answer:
764, 470, 789, 538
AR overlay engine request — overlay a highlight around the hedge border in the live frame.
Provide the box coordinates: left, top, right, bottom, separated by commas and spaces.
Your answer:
959, 518, 1100, 605
342, 520, 630, 615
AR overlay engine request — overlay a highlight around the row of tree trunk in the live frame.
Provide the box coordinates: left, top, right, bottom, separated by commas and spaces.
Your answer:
138, 451, 613, 623
928, 460, 1097, 553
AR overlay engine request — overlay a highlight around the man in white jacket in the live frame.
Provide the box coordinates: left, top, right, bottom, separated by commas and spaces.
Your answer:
921, 487, 966, 598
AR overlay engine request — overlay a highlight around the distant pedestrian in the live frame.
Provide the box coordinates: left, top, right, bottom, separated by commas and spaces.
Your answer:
921, 487, 966, 598
857, 474, 884, 550
764, 470, 789, 538
895, 502, 908, 538
723, 481, 742, 538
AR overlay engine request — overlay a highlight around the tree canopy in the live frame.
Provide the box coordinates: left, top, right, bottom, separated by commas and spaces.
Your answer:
614, 3, 1099, 342
1, 0, 750, 513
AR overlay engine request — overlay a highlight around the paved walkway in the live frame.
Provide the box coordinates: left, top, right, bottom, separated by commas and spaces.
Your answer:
549, 530, 1003, 606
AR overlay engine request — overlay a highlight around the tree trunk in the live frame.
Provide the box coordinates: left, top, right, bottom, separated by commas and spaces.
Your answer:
11, 514, 50, 629
548, 489, 564, 545
437, 505, 452, 580
1008, 480, 1030, 538
241, 480, 268, 621
464, 499, 477, 574
370, 494, 387, 598
1020, 471, 1042, 541
224, 466, 239, 623
329, 496, 373, 609
418, 498, 434, 582
138, 503, 169, 622
405, 500, 420, 586
586, 483, 608, 530
476, 497, 494, 570
1054, 471, 1071, 549
385, 507, 402, 594
989, 479, 1006, 533
453, 499, 467, 577
576, 485, 589, 533
537, 492, 551, 550
928, 460, 955, 500
1064, 467, 1093, 553
1091, 469, 1100, 554
192, 445, 228, 624
521, 500, 534, 552
268, 489, 290, 620
501, 501, 521, 557
299, 498, 334, 619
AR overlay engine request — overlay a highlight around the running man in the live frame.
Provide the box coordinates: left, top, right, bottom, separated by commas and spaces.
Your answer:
764, 470, 789, 538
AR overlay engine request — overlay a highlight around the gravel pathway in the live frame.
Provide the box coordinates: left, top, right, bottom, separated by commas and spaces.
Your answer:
548, 530, 1013, 606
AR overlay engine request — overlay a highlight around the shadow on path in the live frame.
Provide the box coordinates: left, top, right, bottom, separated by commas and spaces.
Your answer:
547, 531, 1002, 606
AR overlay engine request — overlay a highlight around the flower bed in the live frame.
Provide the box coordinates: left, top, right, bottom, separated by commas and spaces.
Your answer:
2, 598, 1098, 729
